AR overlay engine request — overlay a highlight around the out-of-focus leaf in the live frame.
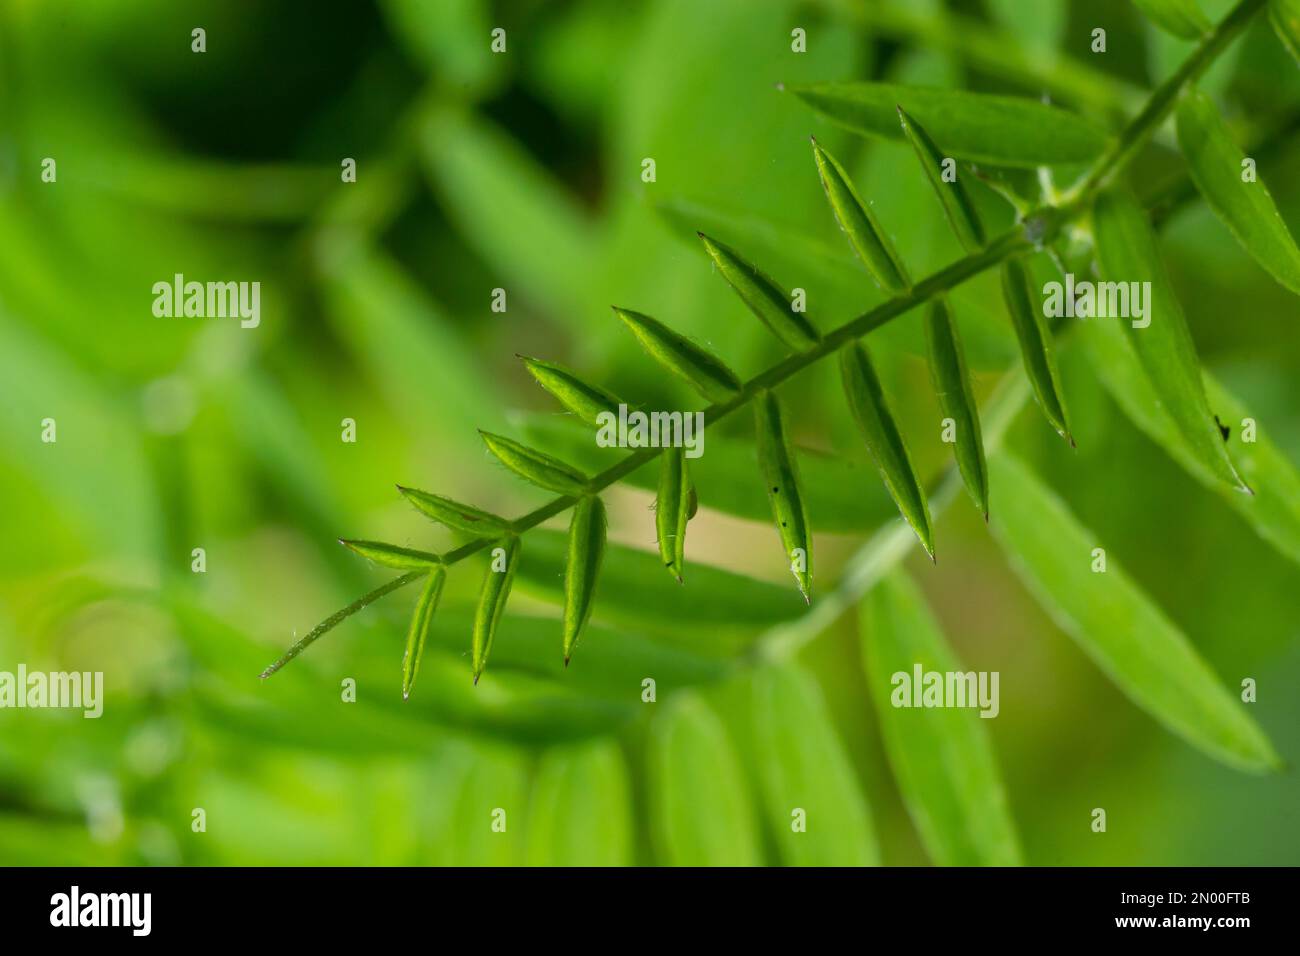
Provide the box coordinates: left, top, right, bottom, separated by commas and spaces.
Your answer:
1133, 0, 1211, 39
648, 695, 761, 866
988, 453, 1281, 773
418, 108, 598, 324
1079, 316, 1300, 567
525, 741, 633, 866
1175, 87, 1300, 295
751, 665, 879, 866
381, 0, 498, 92
449, 748, 529, 866
788, 82, 1110, 167
1271, 0, 1300, 64
1092, 189, 1249, 493
860, 571, 1023, 866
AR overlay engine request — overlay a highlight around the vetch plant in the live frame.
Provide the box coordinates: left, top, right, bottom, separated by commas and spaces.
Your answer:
262, 0, 1299, 804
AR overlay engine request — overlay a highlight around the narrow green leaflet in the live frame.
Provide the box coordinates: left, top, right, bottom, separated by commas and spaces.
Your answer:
897, 107, 986, 252
1000, 259, 1073, 445
1272, 0, 1300, 64
479, 431, 590, 496
649, 696, 762, 866
525, 742, 634, 866
471, 535, 521, 683
699, 233, 820, 349
402, 567, 446, 699
860, 571, 1023, 866
755, 390, 814, 602
656, 447, 691, 582
562, 496, 607, 665
520, 356, 625, 426
751, 666, 880, 866
1133, 0, 1211, 39
811, 138, 910, 293
924, 299, 989, 518
790, 82, 1109, 167
396, 486, 512, 536
1092, 189, 1249, 492
839, 343, 935, 559
1079, 316, 1300, 566
339, 539, 440, 570
613, 307, 742, 402
1175, 87, 1300, 295
988, 453, 1280, 772
514, 529, 804, 637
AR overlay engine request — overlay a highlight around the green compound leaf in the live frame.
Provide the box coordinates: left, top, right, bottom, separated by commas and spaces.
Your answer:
897, 106, 986, 252
839, 343, 935, 559
649, 695, 762, 866
988, 453, 1280, 773
755, 390, 814, 602
1175, 87, 1300, 295
613, 306, 742, 403
656, 447, 691, 582
396, 486, 512, 537
751, 665, 880, 866
699, 233, 821, 349
562, 496, 607, 665
1133, 0, 1211, 39
402, 566, 446, 700
860, 571, 1023, 866
479, 430, 590, 496
811, 137, 910, 293
1092, 189, 1249, 493
924, 299, 989, 518
1272, 0, 1300, 65
1000, 258, 1073, 445
339, 539, 441, 570
520, 355, 625, 427
790, 82, 1109, 167
471, 535, 521, 683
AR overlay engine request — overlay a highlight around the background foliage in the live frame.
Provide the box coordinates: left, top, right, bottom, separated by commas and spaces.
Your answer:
1, 0, 1298, 866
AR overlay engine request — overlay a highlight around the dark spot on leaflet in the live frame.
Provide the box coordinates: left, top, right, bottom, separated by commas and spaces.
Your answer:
772, 487, 779, 493
1215, 415, 1231, 441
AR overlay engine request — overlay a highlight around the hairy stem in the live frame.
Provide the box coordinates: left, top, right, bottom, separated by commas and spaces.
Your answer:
262, 0, 1266, 678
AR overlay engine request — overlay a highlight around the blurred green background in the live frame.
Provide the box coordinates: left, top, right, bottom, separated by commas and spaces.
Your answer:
1, 0, 1298, 866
